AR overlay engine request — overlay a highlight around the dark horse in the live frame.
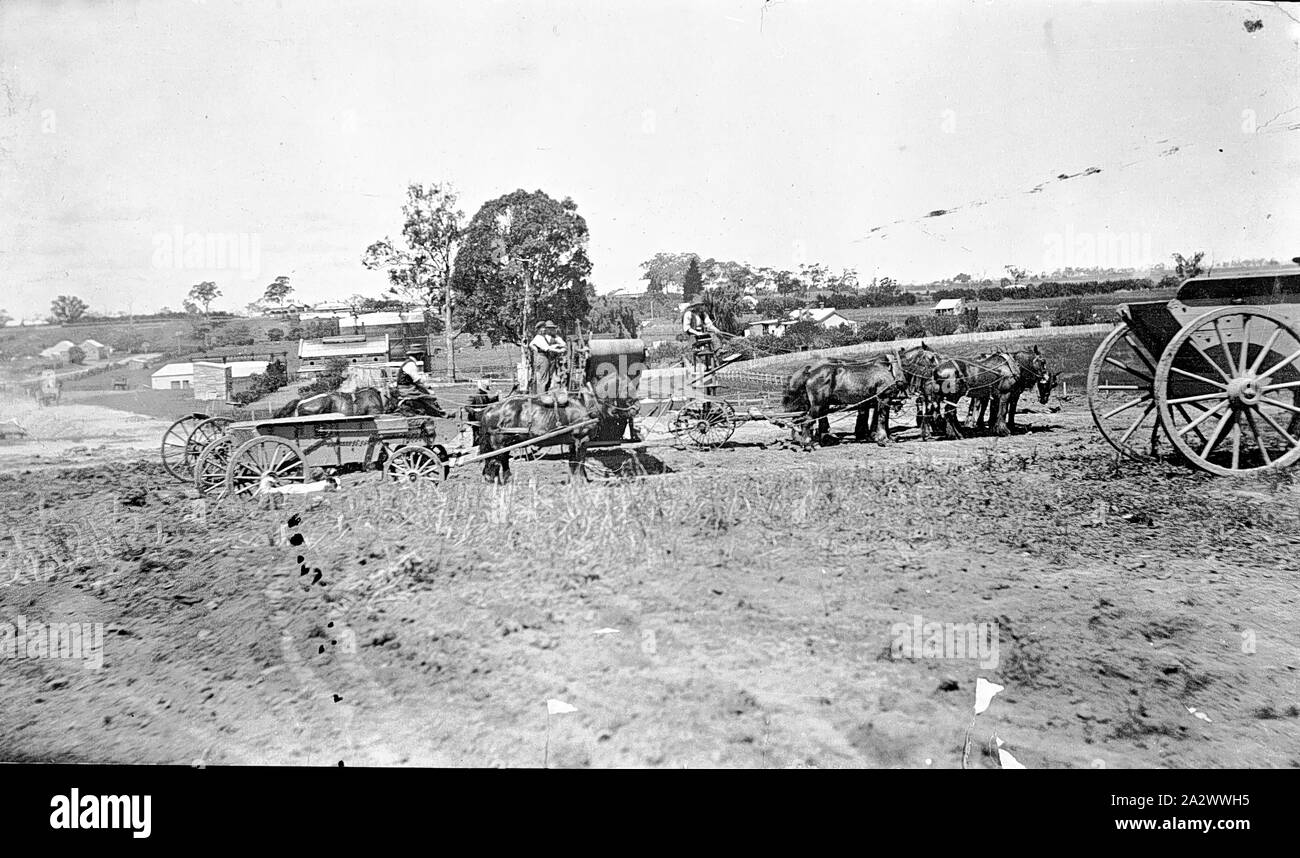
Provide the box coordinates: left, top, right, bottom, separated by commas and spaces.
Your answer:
273, 387, 446, 419
783, 344, 942, 447
477, 386, 636, 484
932, 347, 1052, 438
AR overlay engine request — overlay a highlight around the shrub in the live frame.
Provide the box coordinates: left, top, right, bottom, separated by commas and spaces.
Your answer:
231, 359, 290, 406
1022, 314, 1042, 329
297, 357, 350, 396
266, 328, 284, 341
66, 345, 85, 365
1052, 297, 1094, 327
926, 315, 960, 337
979, 319, 1013, 332
212, 321, 255, 347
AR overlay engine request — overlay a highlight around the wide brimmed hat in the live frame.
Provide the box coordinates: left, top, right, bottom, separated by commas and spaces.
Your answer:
405, 346, 426, 356
475, 379, 491, 393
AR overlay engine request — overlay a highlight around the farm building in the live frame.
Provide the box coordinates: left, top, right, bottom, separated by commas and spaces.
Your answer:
337, 311, 425, 336
38, 340, 77, 361
298, 335, 391, 377
786, 307, 856, 329
933, 298, 964, 315
151, 362, 194, 390
79, 339, 111, 360
152, 360, 270, 394
744, 318, 787, 338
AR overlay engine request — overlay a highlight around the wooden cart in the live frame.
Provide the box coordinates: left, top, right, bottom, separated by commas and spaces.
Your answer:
1086, 270, 1300, 475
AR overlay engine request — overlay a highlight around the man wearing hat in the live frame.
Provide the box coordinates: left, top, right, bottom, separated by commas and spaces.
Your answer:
680, 300, 725, 364
395, 346, 442, 416
528, 320, 566, 393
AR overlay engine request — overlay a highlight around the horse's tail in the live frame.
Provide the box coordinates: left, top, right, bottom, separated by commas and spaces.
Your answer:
783, 364, 813, 412
272, 399, 300, 418
935, 364, 963, 398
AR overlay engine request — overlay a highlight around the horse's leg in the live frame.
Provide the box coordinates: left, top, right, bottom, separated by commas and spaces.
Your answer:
1007, 390, 1023, 433
568, 442, 589, 483
944, 397, 963, 440
994, 390, 1011, 436
853, 406, 871, 442
874, 400, 891, 446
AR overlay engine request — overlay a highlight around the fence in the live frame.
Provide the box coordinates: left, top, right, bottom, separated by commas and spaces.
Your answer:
718, 323, 1113, 374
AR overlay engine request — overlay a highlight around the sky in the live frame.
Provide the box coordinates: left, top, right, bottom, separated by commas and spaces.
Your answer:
1, 0, 1298, 319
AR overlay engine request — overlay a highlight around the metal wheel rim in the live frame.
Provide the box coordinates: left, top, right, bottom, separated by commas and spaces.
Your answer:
1154, 307, 1300, 476
684, 401, 735, 449
225, 436, 307, 498
161, 413, 209, 481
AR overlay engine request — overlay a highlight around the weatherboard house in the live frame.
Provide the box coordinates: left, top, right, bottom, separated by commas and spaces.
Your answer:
297, 335, 392, 378
933, 298, 964, 315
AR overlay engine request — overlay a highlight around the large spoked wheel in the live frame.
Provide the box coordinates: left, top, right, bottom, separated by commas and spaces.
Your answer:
194, 436, 235, 497
225, 436, 308, 499
385, 445, 448, 485
161, 413, 210, 481
674, 400, 736, 449
1154, 307, 1300, 476
186, 415, 231, 469
1087, 323, 1163, 461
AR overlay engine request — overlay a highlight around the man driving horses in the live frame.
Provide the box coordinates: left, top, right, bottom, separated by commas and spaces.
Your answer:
529, 320, 566, 393
396, 347, 442, 416
680, 301, 726, 364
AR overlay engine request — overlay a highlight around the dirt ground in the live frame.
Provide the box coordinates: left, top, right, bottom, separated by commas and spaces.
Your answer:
1, 393, 1298, 768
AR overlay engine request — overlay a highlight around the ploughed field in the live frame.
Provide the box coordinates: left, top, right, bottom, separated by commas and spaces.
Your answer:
1, 397, 1298, 768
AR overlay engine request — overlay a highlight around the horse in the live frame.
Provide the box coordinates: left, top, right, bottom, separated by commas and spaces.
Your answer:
783, 344, 941, 447
272, 386, 444, 418
932, 347, 1051, 438
476, 386, 634, 484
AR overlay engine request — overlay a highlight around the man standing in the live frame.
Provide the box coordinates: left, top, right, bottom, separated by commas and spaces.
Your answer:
528, 320, 566, 393
680, 301, 725, 364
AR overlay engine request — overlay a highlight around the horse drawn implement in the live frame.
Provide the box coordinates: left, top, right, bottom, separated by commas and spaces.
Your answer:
1086, 270, 1300, 475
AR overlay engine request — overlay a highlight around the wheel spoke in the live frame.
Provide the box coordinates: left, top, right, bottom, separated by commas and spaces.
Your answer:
1116, 402, 1156, 447
1249, 328, 1282, 374
1242, 408, 1271, 465
1263, 379, 1300, 393
1237, 317, 1251, 375
1167, 391, 1229, 406
1259, 397, 1300, 416
1260, 347, 1300, 381
1169, 366, 1227, 390
1105, 355, 1153, 383
1211, 320, 1237, 379
1229, 418, 1241, 469
1175, 399, 1227, 437
1200, 410, 1233, 459
1174, 404, 1209, 447
1099, 383, 1143, 392
1253, 404, 1299, 448
1122, 333, 1156, 373
1102, 394, 1151, 420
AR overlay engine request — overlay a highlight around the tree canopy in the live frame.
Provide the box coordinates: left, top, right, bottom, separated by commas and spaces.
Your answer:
49, 295, 89, 324
450, 188, 593, 345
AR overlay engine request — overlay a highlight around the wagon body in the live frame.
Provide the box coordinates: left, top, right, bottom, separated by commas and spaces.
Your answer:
224, 412, 438, 472
1089, 269, 1300, 475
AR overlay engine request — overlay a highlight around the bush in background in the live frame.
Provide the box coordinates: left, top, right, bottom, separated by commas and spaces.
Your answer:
1022, 314, 1042, 329
1052, 297, 1094, 327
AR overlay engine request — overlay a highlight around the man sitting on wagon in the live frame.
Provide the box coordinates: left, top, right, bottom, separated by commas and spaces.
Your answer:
395, 347, 444, 417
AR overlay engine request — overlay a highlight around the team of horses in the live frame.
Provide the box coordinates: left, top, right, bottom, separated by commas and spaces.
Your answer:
782, 342, 1060, 447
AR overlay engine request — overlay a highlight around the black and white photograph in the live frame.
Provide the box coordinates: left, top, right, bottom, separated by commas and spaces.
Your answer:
1, 0, 1298, 804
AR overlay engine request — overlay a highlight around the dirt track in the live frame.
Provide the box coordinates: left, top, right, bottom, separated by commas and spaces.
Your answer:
1, 395, 1298, 768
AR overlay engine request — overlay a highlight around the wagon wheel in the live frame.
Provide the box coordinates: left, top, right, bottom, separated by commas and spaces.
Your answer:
186, 416, 231, 473
385, 445, 448, 485
193, 435, 235, 497
160, 413, 210, 481
674, 400, 736, 449
224, 435, 308, 499
1154, 307, 1300, 476
1087, 323, 1163, 461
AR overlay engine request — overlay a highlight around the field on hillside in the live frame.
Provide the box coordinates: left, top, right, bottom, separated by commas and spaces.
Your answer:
0, 395, 1297, 768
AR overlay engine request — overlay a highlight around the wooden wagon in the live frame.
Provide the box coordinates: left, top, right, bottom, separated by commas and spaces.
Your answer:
190, 412, 448, 498
1086, 270, 1300, 475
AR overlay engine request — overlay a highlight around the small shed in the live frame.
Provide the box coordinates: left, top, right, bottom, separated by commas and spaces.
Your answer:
79, 339, 111, 360
933, 298, 964, 316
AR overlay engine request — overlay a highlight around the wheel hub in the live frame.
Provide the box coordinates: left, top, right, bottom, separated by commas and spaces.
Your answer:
1226, 373, 1261, 405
